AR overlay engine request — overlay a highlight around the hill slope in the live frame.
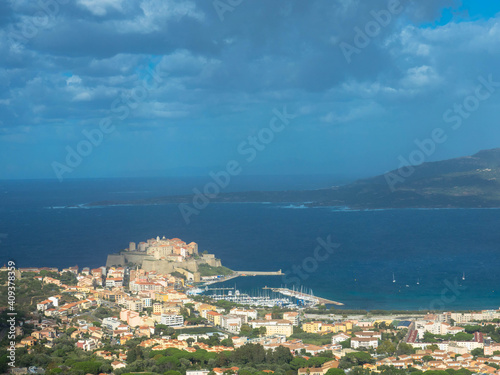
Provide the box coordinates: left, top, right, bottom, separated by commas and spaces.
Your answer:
334, 148, 500, 208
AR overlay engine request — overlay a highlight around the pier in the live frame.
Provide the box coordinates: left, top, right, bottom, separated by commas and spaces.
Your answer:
235, 270, 284, 276
201, 270, 284, 286
263, 287, 344, 306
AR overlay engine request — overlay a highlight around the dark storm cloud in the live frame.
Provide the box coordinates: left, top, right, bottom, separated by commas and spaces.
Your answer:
2, 0, 500, 179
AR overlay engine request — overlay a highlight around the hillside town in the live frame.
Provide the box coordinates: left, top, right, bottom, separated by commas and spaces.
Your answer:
2, 239, 500, 375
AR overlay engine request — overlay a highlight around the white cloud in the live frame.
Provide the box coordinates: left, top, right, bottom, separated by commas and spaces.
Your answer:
77, 0, 124, 16
320, 112, 335, 123
113, 0, 204, 34
401, 65, 441, 88
66, 75, 82, 86
320, 102, 385, 125
72, 91, 92, 101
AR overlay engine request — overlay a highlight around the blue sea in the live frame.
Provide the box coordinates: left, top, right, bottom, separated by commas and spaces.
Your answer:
1, 177, 499, 311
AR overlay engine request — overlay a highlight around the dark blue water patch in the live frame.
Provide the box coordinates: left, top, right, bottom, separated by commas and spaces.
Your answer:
0, 175, 345, 209
1, 178, 500, 310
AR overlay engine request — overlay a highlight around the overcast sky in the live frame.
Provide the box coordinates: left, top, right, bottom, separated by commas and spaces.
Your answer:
1, 0, 500, 180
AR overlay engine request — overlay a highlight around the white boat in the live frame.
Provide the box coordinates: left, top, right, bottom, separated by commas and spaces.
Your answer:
393, 273, 396, 283
187, 288, 204, 295
462, 272, 466, 281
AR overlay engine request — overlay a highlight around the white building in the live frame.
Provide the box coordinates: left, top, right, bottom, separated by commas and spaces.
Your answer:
454, 341, 484, 350
351, 337, 378, 349
102, 317, 121, 331
250, 319, 293, 337
332, 333, 350, 344
221, 314, 245, 333
283, 312, 300, 326
230, 308, 258, 321
125, 299, 143, 312
36, 299, 53, 311
105, 277, 123, 288
160, 314, 184, 327
129, 280, 163, 292
186, 371, 209, 375
355, 331, 382, 340
76, 338, 98, 351
410, 341, 483, 351
48, 296, 59, 307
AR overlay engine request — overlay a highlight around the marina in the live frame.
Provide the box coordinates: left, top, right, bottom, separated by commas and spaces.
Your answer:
201, 286, 317, 308
263, 286, 344, 306
197, 269, 344, 307
198, 283, 343, 308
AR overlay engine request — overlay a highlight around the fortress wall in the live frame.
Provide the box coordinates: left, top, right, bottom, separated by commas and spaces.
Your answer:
123, 253, 156, 265
201, 255, 222, 267
106, 254, 125, 267
106, 251, 222, 271
141, 260, 176, 274
106, 252, 155, 267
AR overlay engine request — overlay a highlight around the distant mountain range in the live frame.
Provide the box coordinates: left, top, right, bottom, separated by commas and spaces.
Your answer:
86, 148, 500, 209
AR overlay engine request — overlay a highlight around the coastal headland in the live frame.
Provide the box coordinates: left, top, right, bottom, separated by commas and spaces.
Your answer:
86, 148, 500, 210
106, 236, 223, 282
106, 236, 287, 286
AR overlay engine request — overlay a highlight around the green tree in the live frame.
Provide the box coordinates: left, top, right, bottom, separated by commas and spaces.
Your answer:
340, 339, 351, 349
240, 324, 252, 337
423, 332, 437, 343
59, 271, 78, 286
396, 342, 415, 355
454, 332, 474, 341
350, 367, 370, 375
71, 361, 102, 374
471, 348, 484, 357
290, 357, 308, 370
231, 344, 267, 365
271, 346, 294, 364
126, 346, 144, 363
325, 369, 346, 375
377, 340, 396, 355
221, 338, 234, 347
339, 352, 372, 369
